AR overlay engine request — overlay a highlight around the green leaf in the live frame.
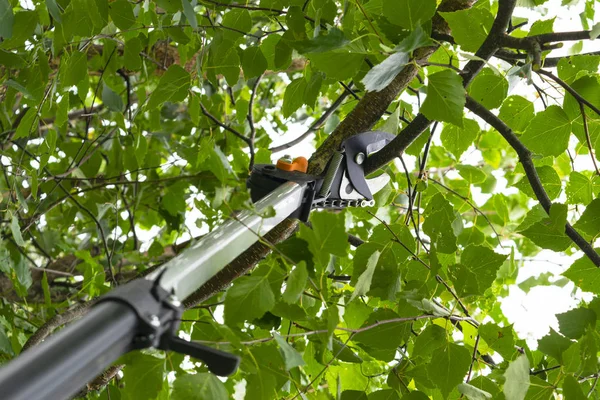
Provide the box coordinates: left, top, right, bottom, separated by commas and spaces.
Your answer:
0, 324, 12, 355
109, 0, 135, 30
14, 107, 38, 140
563, 251, 600, 294
519, 203, 571, 252
504, 354, 530, 400
0, 49, 25, 68
499, 95, 535, 133
566, 172, 595, 205
458, 383, 492, 400
557, 307, 596, 339
574, 198, 600, 237
363, 26, 433, 92
528, 18, 555, 36
537, 328, 573, 362
453, 245, 507, 296
421, 70, 466, 127
282, 262, 308, 304
242, 47, 268, 79
363, 51, 409, 93
61, 51, 88, 87
298, 211, 349, 270
440, 8, 495, 52
135, 131, 148, 167
440, 117, 480, 159
172, 373, 228, 400
308, 52, 364, 80
46, 0, 62, 23
292, 28, 348, 54
525, 376, 554, 400
102, 84, 124, 112
557, 55, 600, 84
282, 78, 307, 118
0, 0, 14, 39
224, 275, 275, 326
563, 375, 586, 400
353, 309, 408, 362
304, 73, 323, 109
413, 324, 447, 360
457, 165, 487, 184
122, 353, 165, 400
468, 69, 508, 109
400, 392, 429, 400
380, 106, 400, 134
383, 0, 436, 30
147, 65, 190, 109
591, 22, 600, 39
368, 389, 400, 400
350, 250, 380, 301
479, 323, 515, 359
0, 10, 37, 49
273, 333, 305, 370
208, 146, 235, 183
520, 106, 571, 157
332, 338, 363, 363
515, 165, 562, 200
124, 37, 143, 70
274, 37, 293, 70
11, 215, 25, 246
181, 0, 197, 29
426, 343, 471, 398
423, 193, 458, 253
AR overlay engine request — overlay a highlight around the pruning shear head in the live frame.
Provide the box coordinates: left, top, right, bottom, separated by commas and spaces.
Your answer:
320, 131, 395, 204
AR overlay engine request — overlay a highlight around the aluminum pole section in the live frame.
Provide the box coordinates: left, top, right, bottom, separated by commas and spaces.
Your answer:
0, 181, 305, 400
149, 181, 306, 300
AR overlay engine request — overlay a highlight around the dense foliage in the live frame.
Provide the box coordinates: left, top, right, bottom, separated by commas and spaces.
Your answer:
2, 0, 600, 398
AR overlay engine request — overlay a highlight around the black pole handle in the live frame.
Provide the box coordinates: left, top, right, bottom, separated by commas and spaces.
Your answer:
0, 302, 138, 400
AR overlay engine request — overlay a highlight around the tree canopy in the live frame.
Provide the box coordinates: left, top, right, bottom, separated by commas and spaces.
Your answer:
1, 0, 600, 398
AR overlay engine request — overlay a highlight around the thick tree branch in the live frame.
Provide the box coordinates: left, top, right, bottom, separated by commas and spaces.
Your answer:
460, 0, 517, 85
22, 302, 95, 350
465, 96, 600, 267
307, 0, 479, 175
364, 0, 517, 174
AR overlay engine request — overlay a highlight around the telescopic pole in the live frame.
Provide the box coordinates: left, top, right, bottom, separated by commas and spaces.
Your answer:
0, 181, 307, 400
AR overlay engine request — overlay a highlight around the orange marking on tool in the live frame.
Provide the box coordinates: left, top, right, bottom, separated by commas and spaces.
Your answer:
276, 156, 308, 173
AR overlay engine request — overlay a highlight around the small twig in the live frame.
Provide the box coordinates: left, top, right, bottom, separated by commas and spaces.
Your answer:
366, 211, 474, 322
466, 334, 480, 383
247, 74, 263, 170
119, 185, 139, 250
579, 103, 600, 175
588, 372, 600, 396
429, 178, 503, 248
530, 365, 560, 376
537, 69, 600, 118
199, 101, 251, 145
270, 82, 353, 152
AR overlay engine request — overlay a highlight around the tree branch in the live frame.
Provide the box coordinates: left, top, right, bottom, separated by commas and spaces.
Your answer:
199, 101, 251, 145
22, 302, 95, 351
247, 74, 262, 170
536, 69, 600, 117
269, 83, 354, 153
363, 0, 517, 174
465, 95, 600, 267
